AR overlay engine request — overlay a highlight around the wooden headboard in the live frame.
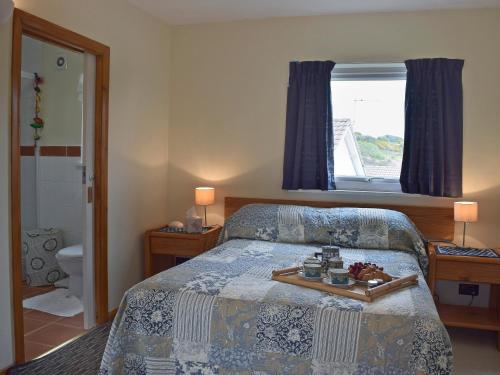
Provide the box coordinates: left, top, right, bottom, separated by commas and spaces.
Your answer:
224, 197, 454, 241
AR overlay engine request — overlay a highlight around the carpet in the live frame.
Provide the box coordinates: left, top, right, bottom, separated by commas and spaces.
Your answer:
9, 322, 111, 375
23, 288, 83, 317
6, 321, 500, 374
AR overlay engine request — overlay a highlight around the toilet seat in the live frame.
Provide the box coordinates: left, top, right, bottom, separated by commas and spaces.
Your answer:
57, 244, 83, 258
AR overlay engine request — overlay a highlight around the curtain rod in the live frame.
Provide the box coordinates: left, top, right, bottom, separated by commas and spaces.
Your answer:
334, 60, 405, 64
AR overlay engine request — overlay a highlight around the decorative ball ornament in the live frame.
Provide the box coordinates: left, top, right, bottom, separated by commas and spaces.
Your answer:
168, 221, 184, 229
0, 0, 14, 25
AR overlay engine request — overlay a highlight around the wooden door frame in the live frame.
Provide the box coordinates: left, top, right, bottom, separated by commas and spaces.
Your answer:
10, 9, 109, 364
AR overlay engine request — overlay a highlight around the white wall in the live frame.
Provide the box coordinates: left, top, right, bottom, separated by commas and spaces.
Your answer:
38, 39, 83, 146
168, 9, 500, 249
20, 156, 36, 230
20, 36, 83, 147
20, 76, 37, 230
37, 156, 83, 246
0, 0, 172, 368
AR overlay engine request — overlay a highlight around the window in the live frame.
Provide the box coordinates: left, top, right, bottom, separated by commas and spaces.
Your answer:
331, 63, 406, 192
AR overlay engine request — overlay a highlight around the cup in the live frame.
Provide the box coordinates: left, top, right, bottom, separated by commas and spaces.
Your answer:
304, 264, 322, 278
328, 268, 349, 284
304, 256, 321, 265
327, 258, 344, 269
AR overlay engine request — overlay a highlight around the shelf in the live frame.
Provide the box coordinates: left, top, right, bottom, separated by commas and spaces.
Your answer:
438, 303, 500, 331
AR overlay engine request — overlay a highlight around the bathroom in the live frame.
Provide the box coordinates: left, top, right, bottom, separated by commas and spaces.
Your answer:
19, 35, 88, 360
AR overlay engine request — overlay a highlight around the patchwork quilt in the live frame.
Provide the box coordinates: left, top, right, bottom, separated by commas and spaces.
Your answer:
100, 205, 452, 374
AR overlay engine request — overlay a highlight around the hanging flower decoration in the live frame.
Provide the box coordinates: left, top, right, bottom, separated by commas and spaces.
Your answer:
30, 73, 44, 141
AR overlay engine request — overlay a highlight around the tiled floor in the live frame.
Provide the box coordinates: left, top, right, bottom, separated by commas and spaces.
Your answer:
23, 283, 87, 361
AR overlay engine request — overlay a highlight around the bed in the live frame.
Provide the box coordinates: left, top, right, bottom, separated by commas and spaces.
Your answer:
100, 198, 454, 374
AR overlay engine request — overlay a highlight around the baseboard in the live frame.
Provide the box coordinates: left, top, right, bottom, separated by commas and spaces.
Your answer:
108, 308, 118, 321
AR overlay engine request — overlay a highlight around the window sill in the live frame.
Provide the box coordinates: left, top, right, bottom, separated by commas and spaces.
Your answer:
286, 189, 409, 197
286, 184, 454, 201
334, 178, 402, 193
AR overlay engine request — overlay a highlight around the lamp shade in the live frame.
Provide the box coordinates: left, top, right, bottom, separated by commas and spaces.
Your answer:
454, 201, 478, 223
195, 187, 215, 206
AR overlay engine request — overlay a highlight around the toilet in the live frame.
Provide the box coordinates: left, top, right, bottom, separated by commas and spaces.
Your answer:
55, 244, 83, 299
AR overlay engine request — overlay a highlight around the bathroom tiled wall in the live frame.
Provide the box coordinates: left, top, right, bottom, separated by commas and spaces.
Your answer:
20, 76, 38, 231
20, 156, 37, 230
38, 155, 83, 246
21, 153, 83, 246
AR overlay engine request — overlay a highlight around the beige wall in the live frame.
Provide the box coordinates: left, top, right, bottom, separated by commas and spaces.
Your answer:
0, 16, 14, 370
20, 37, 84, 146
169, 9, 500, 250
39, 42, 83, 146
0, 0, 171, 368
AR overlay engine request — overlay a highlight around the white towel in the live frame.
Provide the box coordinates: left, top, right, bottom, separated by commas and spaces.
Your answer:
23, 288, 83, 317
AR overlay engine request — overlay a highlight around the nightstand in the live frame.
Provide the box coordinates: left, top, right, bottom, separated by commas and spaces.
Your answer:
428, 244, 500, 350
144, 225, 222, 278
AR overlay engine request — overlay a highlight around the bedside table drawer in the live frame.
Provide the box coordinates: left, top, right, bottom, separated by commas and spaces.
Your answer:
145, 225, 222, 278
436, 261, 500, 284
150, 237, 202, 257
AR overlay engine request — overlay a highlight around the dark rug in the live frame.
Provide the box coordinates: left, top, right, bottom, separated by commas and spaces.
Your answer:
9, 322, 111, 375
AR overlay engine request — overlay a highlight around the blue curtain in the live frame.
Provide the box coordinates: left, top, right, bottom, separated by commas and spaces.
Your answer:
282, 61, 336, 190
400, 58, 464, 197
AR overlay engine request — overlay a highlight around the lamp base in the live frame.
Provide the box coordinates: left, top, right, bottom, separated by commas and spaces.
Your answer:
203, 205, 208, 227
462, 222, 467, 247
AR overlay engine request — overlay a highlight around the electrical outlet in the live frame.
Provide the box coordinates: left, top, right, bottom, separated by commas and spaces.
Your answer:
458, 283, 479, 296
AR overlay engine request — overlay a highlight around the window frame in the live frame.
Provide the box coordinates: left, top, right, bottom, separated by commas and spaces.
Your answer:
331, 62, 407, 193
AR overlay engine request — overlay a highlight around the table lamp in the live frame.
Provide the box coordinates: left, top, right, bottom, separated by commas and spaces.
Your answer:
454, 201, 478, 247
195, 187, 215, 228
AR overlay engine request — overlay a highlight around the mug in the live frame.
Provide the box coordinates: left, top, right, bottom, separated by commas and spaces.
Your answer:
328, 268, 349, 284
327, 258, 344, 269
304, 264, 322, 278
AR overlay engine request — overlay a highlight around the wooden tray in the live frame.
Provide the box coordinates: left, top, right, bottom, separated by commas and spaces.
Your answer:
271, 267, 418, 302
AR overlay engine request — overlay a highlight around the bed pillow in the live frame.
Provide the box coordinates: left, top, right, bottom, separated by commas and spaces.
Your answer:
220, 203, 428, 271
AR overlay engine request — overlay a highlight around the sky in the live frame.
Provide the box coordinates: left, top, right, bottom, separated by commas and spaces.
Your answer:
331, 80, 406, 138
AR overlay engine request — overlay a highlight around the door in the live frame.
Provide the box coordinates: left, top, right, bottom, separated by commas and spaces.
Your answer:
11, 9, 110, 363
82, 53, 96, 329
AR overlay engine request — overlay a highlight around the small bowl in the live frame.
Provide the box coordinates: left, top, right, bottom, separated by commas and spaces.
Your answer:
367, 280, 379, 288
